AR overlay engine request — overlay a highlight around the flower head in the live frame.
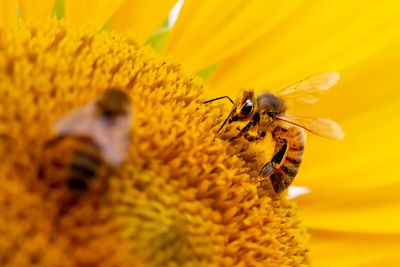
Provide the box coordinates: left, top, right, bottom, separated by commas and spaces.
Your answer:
0, 20, 309, 266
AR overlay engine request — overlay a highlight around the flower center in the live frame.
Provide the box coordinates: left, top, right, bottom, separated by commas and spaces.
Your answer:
0, 20, 310, 266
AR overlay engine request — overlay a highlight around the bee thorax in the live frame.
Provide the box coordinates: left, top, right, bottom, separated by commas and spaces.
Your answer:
257, 93, 287, 114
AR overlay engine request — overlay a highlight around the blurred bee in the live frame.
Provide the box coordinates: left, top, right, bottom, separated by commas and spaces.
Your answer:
39, 89, 133, 197
204, 72, 344, 193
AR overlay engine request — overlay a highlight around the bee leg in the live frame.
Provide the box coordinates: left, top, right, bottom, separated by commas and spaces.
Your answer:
230, 121, 255, 141
260, 139, 288, 177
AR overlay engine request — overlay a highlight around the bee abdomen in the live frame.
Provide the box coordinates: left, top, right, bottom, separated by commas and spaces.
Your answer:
270, 169, 296, 194
68, 159, 97, 191
281, 165, 299, 177
270, 126, 305, 193
40, 136, 106, 192
67, 144, 104, 191
285, 157, 302, 165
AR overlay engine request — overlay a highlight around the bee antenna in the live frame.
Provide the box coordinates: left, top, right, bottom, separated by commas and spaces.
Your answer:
217, 108, 235, 133
203, 96, 234, 105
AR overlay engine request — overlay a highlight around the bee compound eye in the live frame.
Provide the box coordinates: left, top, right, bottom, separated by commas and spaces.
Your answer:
241, 99, 253, 116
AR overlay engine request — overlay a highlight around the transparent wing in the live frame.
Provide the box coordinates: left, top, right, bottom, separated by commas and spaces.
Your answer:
53, 102, 97, 136
275, 72, 340, 103
276, 114, 344, 139
53, 93, 133, 166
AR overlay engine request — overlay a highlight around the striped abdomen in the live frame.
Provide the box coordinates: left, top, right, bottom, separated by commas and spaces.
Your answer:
40, 135, 108, 193
270, 126, 305, 193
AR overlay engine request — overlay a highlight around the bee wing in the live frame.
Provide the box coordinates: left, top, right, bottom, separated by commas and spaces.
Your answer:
275, 114, 344, 139
53, 101, 99, 137
93, 111, 133, 166
275, 72, 340, 103
53, 97, 133, 166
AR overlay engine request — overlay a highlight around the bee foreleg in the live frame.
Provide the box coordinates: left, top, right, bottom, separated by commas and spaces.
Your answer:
230, 121, 255, 141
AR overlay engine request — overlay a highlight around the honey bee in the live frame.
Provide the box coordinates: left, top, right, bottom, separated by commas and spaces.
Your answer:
39, 89, 133, 196
204, 72, 344, 193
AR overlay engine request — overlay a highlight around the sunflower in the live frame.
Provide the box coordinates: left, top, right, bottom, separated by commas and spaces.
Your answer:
0, 0, 399, 266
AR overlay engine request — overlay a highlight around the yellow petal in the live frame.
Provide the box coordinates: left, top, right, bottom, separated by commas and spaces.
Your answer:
207, 0, 400, 97
19, 0, 56, 21
0, 0, 18, 26
311, 230, 400, 267
294, 98, 400, 233
294, 39, 400, 120
111, 0, 176, 41
64, 0, 125, 29
163, 0, 304, 74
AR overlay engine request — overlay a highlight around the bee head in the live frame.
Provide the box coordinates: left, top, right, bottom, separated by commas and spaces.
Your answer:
96, 88, 131, 120
230, 90, 257, 122
203, 90, 257, 133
